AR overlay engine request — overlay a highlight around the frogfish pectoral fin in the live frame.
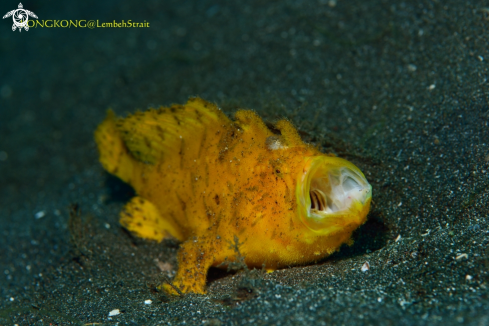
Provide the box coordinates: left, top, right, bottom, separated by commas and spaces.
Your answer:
160, 235, 223, 295
120, 196, 184, 242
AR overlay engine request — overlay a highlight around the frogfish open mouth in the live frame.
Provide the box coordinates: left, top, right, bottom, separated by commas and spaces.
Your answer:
94, 97, 372, 294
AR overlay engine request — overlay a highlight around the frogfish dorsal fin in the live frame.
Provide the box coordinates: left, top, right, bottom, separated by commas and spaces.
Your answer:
119, 97, 231, 164
95, 97, 232, 183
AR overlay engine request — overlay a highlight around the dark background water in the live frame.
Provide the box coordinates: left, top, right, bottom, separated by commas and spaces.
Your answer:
1, 0, 489, 325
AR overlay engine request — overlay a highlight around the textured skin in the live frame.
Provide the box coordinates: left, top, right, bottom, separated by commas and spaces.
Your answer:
94, 98, 371, 294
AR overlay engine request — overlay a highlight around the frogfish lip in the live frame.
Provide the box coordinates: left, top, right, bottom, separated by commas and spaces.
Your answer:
296, 156, 372, 234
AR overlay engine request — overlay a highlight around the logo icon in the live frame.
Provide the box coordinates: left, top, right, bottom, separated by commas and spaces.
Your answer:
3, 3, 38, 32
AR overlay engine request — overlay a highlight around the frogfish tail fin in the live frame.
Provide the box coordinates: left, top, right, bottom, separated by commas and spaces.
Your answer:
94, 109, 135, 184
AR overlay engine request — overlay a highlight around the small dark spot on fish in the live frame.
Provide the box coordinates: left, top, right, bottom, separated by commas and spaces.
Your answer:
144, 137, 151, 148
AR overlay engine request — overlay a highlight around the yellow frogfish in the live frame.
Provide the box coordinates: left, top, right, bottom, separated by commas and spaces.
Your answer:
94, 97, 372, 294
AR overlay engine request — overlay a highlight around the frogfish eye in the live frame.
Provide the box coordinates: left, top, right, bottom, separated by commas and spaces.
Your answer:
296, 156, 372, 233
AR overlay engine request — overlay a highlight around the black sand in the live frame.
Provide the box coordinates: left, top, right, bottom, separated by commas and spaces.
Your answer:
1, 0, 488, 325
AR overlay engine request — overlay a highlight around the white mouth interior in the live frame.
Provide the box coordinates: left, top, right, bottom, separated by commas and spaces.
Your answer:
308, 167, 371, 216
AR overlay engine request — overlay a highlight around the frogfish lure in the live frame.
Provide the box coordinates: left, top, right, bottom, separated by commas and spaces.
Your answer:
94, 97, 372, 294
